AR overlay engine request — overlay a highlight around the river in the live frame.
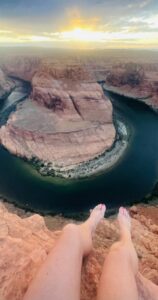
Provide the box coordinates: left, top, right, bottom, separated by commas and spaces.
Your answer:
0, 80, 158, 214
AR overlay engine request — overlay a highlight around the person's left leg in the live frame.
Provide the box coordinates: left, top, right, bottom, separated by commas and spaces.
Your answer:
97, 207, 139, 300
23, 204, 106, 300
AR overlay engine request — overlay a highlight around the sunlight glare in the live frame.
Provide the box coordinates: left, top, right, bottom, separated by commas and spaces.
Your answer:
61, 28, 105, 42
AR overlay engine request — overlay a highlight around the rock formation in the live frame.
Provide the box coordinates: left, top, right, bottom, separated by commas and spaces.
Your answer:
0, 69, 15, 100
0, 63, 116, 174
105, 62, 158, 110
0, 201, 157, 300
2, 57, 40, 82
1, 56, 158, 178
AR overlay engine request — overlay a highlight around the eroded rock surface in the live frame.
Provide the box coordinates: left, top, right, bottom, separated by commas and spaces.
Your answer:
3, 57, 40, 82
0, 201, 157, 300
105, 62, 158, 110
0, 64, 116, 171
0, 69, 15, 100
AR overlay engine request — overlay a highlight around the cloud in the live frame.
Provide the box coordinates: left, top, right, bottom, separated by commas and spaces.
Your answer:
0, 30, 12, 34
0, 0, 158, 48
129, 14, 158, 29
128, 0, 152, 9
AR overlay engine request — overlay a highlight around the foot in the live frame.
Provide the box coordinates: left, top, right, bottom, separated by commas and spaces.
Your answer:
85, 204, 106, 234
80, 203, 106, 255
118, 207, 131, 240
63, 204, 106, 256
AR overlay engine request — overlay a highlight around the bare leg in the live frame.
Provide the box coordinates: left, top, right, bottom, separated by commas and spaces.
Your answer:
23, 204, 106, 300
136, 272, 158, 300
97, 207, 139, 300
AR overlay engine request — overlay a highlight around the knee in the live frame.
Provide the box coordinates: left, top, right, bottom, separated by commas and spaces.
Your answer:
62, 223, 80, 239
110, 241, 128, 256
61, 223, 84, 251
109, 241, 138, 274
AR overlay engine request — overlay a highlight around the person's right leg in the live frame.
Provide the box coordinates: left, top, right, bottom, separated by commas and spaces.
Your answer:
97, 207, 139, 300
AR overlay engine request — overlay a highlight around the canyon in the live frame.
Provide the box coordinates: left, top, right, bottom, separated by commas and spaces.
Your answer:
0, 52, 158, 179
0, 58, 118, 178
0, 50, 158, 300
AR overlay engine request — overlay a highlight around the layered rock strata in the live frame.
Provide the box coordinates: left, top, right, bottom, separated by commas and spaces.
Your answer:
105, 63, 158, 110
0, 201, 157, 300
0, 69, 15, 100
0, 65, 121, 177
2, 57, 40, 82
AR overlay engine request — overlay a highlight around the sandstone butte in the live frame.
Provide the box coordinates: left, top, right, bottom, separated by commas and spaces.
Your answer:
105, 62, 158, 110
0, 201, 157, 300
0, 59, 115, 169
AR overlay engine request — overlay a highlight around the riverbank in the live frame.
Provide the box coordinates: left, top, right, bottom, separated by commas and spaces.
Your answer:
0, 75, 129, 180
104, 83, 158, 113
29, 118, 129, 179
0, 85, 158, 212
0, 65, 118, 178
0, 78, 31, 126
103, 84, 158, 200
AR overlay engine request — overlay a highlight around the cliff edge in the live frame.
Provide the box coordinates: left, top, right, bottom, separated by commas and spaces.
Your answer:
0, 201, 157, 300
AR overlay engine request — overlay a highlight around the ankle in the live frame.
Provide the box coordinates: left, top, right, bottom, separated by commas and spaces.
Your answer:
62, 223, 93, 257
120, 227, 131, 241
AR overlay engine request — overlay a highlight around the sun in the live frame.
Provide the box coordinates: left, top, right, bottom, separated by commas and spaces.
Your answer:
61, 28, 105, 42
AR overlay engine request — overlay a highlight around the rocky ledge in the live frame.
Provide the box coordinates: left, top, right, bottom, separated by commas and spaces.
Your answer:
0, 62, 127, 178
0, 201, 157, 300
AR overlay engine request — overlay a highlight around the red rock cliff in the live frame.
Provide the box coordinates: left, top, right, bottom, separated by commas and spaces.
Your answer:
0, 202, 157, 300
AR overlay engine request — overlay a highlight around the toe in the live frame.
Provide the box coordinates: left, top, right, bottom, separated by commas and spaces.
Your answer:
95, 204, 102, 211
119, 207, 123, 215
101, 203, 106, 210
90, 204, 106, 220
124, 208, 129, 218
99, 204, 103, 210
123, 208, 126, 216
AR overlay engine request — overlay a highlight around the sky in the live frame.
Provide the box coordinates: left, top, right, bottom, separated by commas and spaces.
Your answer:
0, 0, 158, 49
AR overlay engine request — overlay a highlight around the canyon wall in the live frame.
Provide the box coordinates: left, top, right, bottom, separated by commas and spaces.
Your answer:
0, 61, 116, 174
105, 62, 158, 110
0, 69, 15, 100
